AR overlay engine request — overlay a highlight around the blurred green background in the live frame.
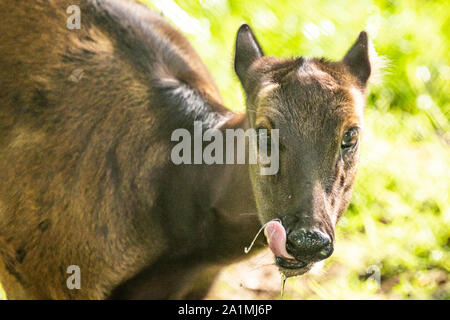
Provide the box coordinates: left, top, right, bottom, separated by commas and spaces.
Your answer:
140, 0, 449, 300
1, 0, 448, 300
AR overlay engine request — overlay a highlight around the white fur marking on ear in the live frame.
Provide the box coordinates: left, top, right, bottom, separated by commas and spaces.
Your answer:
367, 38, 389, 85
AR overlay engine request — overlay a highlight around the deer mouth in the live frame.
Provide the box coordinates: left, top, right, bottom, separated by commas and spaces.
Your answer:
264, 220, 309, 273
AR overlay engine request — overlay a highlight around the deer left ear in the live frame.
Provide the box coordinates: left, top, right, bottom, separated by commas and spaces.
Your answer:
234, 24, 264, 89
343, 31, 371, 86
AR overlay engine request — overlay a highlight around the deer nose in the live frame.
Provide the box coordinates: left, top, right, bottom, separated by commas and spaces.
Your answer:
286, 229, 333, 263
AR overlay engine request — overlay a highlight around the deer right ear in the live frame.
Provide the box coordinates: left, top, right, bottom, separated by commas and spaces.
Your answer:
234, 24, 264, 88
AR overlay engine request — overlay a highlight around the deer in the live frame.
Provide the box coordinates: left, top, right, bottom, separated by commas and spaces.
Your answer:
0, 0, 378, 299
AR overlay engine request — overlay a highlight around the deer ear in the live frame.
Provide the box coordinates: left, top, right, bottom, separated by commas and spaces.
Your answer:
343, 31, 371, 86
234, 24, 264, 88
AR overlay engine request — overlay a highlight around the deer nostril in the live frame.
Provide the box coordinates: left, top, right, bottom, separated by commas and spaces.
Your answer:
287, 229, 333, 262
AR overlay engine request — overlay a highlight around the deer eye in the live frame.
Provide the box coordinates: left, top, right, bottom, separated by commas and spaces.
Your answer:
341, 127, 359, 149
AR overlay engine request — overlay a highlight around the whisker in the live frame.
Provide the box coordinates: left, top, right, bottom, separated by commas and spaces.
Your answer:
250, 263, 277, 271
244, 218, 281, 254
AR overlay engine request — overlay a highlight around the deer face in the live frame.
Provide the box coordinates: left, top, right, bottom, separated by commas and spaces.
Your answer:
235, 25, 371, 276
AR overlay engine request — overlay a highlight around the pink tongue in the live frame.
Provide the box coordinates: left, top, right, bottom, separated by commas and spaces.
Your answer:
264, 220, 295, 260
